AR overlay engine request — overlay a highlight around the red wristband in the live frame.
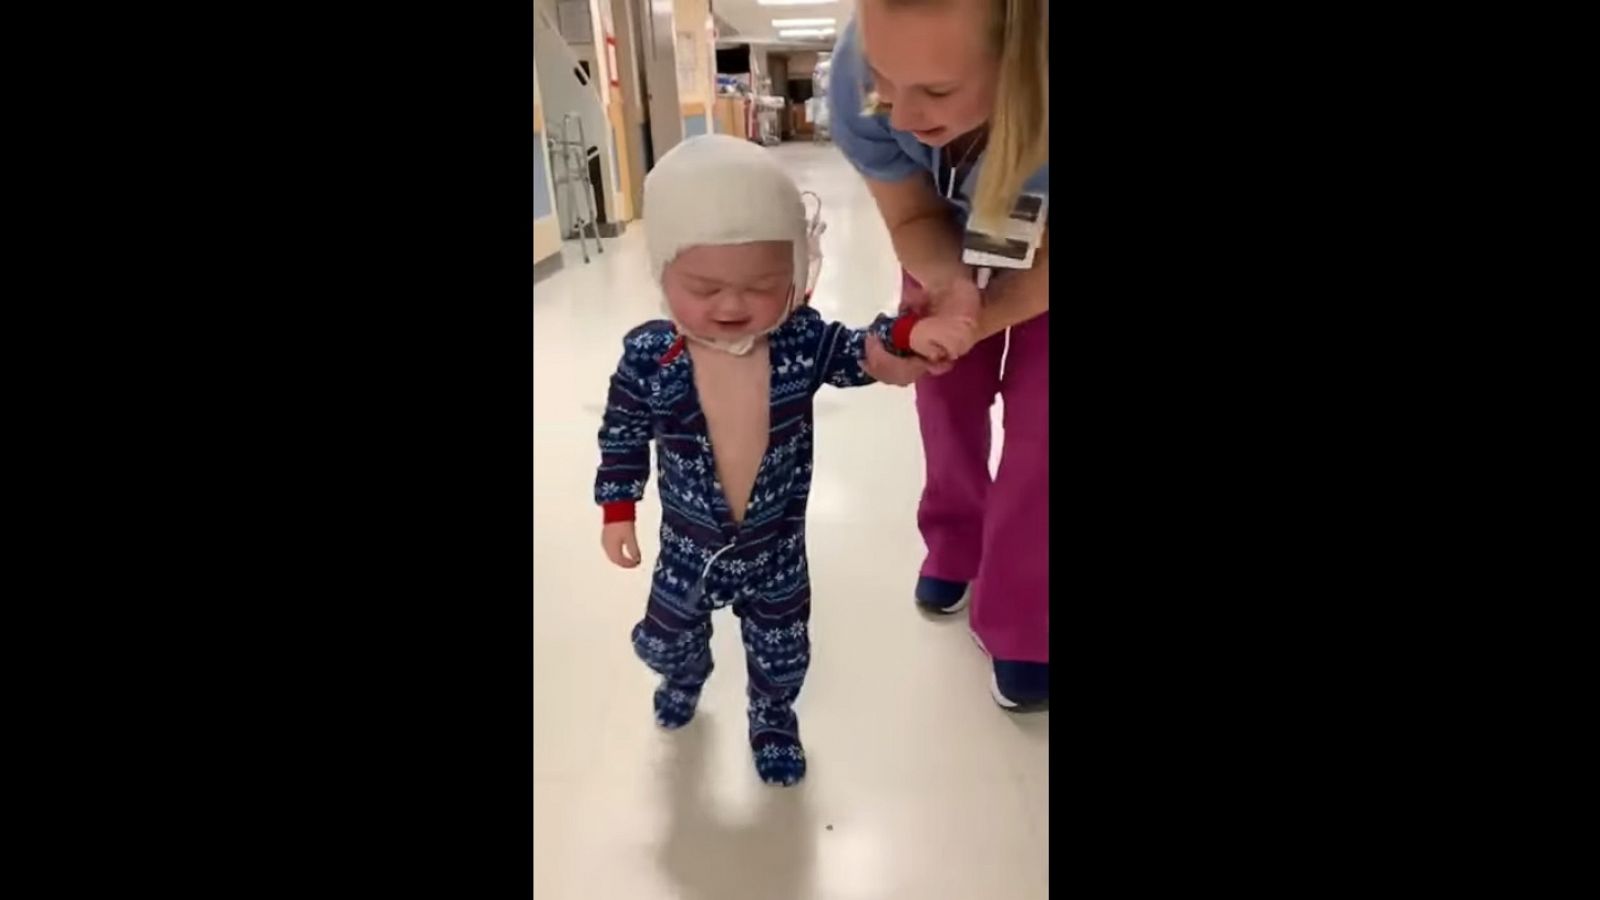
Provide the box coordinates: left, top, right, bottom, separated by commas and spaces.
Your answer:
890, 312, 923, 352
601, 501, 636, 524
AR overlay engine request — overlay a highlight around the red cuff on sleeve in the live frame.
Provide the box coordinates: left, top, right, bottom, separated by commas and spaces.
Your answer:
602, 501, 636, 524
890, 312, 923, 352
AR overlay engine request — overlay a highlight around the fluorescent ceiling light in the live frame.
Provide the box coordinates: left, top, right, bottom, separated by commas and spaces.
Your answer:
771, 17, 835, 27
758, 1, 832, 6
777, 28, 836, 38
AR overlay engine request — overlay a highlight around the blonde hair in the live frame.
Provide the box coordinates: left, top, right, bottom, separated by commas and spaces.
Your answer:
860, 0, 1048, 228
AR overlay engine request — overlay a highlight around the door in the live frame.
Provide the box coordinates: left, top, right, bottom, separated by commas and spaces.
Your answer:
636, 0, 683, 176
610, 0, 649, 213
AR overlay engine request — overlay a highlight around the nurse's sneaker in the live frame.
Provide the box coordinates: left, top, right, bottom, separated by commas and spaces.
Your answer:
990, 660, 1049, 712
970, 629, 1049, 712
914, 576, 970, 614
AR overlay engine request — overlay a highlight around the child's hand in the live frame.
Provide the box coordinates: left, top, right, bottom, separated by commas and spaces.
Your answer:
864, 335, 950, 384
910, 316, 978, 363
602, 521, 641, 568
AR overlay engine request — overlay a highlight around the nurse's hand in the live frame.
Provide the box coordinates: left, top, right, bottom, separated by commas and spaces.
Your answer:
900, 269, 979, 316
863, 335, 952, 385
924, 274, 983, 320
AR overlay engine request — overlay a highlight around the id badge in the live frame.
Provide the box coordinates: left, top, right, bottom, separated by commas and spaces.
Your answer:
961, 192, 1048, 271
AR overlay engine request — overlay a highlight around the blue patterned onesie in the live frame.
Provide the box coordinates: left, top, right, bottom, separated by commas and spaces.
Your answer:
595, 305, 913, 785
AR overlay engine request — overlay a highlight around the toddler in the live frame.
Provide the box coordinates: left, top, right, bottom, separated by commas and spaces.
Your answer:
594, 135, 975, 786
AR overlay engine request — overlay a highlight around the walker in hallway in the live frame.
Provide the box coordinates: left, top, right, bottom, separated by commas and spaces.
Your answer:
549, 113, 604, 263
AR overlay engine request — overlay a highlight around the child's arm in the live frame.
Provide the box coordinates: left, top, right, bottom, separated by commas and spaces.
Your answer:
814, 311, 976, 389
595, 333, 658, 567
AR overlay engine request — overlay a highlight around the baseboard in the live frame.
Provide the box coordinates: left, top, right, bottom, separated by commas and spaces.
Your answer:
533, 251, 566, 284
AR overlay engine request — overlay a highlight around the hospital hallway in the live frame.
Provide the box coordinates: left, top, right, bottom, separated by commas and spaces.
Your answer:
532, 142, 1047, 899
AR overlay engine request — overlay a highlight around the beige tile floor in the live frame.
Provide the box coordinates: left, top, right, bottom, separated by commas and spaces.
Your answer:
533, 142, 1047, 899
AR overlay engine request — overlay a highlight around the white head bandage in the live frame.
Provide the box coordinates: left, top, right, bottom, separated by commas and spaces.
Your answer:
644, 135, 810, 355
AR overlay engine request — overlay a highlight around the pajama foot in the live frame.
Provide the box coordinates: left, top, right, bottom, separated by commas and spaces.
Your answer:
654, 680, 704, 729
748, 698, 806, 785
750, 731, 807, 786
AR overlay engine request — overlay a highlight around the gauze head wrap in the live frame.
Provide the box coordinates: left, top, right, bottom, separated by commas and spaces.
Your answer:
644, 135, 810, 354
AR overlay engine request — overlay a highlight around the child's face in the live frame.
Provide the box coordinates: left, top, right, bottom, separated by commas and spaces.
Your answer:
663, 241, 794, 342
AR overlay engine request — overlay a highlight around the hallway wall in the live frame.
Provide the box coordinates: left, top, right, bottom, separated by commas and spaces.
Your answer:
534, 70, 562, 264
673, 0, 716, 139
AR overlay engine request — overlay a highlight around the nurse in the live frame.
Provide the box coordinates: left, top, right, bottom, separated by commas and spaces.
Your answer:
830, 0, 1051, 709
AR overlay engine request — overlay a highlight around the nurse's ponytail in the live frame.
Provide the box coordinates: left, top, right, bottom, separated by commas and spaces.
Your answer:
972, 0, 1048, 229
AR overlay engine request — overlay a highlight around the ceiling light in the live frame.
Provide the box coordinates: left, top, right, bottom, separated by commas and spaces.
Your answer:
758, 1, 833, 6
777, 28, 836, 39
771, 17, 836, 27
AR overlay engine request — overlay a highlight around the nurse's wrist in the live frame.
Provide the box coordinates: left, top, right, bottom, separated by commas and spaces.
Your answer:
913, 263, 973, 298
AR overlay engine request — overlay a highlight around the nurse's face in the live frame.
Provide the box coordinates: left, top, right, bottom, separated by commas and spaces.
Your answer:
859, 0, 997, 148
